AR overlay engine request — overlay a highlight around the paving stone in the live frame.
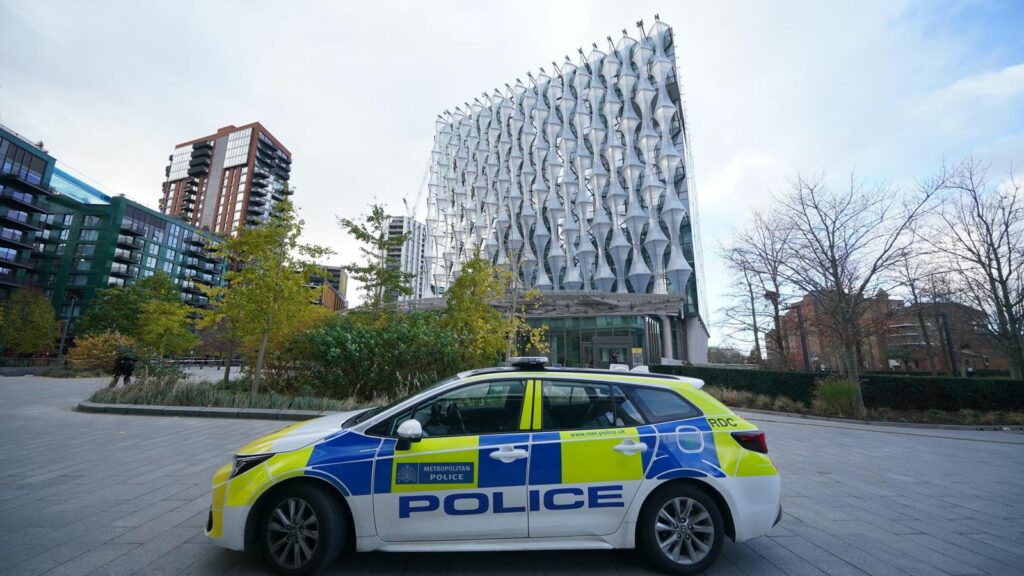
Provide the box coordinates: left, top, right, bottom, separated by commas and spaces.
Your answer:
1, 375, 1022, 575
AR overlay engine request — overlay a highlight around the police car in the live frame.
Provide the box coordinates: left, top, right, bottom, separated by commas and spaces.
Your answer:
207, 358, 781, 575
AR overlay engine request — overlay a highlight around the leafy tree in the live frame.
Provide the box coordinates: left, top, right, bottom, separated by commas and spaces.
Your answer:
0, 288, 57, 355
67, 332, 136, 374
76, 273, 180, 338
202, 201, 332, 395
441, 256, 548, 368
338, 204, 413, 311
138, 299, 198, 357
442, 256, 506, 367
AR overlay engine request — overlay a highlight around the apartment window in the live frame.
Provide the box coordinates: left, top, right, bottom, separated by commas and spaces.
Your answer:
83, 215, 103, 227
76, 244, 95, 256
79, 229, 99, 241
69, 274, 89, 286
147, 243, 158, 255
73, 260, 91, 271
145, 256, 156, 268
163, 261, 173, 273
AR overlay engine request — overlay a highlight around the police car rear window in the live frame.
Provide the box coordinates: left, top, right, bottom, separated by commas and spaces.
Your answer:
627, 386, 700, 423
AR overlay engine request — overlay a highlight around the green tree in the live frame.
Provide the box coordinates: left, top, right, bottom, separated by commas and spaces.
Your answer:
439, 256, 549, 367
138, 299, 198, 357
0, 288, 57, 355
76, 273, 180, 338
202, 201, 332, 395
338, 204, 413, 311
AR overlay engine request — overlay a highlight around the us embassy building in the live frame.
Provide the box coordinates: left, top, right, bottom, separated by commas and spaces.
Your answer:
419, 16, 708, 367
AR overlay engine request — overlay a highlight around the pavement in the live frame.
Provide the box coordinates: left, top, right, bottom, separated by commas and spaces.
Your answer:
1, 375, 1023, 576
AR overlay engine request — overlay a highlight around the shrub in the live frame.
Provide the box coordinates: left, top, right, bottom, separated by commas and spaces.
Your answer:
275, 312, 466, 401
860, 374, 1024, 411
812, 377, 863, 418
653, 365, 1024, 412
67, 332, 136, 374
89, 381, 358, 412
652, 365, 819, 403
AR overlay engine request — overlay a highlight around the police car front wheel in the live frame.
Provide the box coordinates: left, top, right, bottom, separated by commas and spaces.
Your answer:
638, 484, 724, 575
260, 483, 345, 576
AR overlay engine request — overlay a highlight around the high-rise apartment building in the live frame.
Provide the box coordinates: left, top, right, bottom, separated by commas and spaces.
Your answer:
386, 216, 428, 301
160, 123, 292, 236
0, 125, 55, 300
425, 16, 708, 365
40, 165, 225, 324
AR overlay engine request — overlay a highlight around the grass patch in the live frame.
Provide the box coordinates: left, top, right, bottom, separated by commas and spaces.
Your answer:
89, 381, 362, 412
703, 385, 1024, 426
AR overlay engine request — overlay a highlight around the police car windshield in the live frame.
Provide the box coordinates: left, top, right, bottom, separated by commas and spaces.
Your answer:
340, 374, 462, 428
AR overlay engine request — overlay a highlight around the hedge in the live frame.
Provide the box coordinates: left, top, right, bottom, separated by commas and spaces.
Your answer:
651, 365, 1024, 411
650, 365, 819, 404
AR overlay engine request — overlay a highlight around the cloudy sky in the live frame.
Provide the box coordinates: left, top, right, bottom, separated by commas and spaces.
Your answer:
2, 0, 1022, 345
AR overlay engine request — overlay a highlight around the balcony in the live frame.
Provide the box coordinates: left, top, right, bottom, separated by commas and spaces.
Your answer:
183, 293, 209, 307
120, 221, 145, 236
247, 196, 265, 207
0, 188, 48, 213
273, 166, 290, 180
0, 209, 42, 232
116, 234, 142, 250
109, 263, 138, 279
112, 249, 141, 264
0, 271, 28, 288
0, 251, 34, 270
0, 172, 53, 197
0, 229, 35, 251
193, 140, 213, 151
191, 147, 213, 159
252, 170, 269, 181
187, 165, 209, 176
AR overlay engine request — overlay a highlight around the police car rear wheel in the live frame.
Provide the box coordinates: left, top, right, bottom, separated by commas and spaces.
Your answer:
638, 484, 724, 575
261, 484, 344, 576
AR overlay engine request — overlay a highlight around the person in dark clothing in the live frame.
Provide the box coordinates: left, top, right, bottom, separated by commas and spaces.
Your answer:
109, 348, 138, 388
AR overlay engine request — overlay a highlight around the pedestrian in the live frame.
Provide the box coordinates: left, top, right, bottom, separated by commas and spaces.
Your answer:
109, 347, 138, 388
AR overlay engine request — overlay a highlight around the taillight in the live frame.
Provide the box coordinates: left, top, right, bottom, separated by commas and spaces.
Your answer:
731, 431, 767, 454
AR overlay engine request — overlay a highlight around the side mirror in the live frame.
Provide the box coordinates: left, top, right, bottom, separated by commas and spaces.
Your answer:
396, 419, 423, 450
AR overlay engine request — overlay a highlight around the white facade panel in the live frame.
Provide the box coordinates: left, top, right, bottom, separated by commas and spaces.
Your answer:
425, 17, 704, 327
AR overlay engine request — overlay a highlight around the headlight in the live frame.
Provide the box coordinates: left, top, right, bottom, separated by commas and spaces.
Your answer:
231, 454, 273, 478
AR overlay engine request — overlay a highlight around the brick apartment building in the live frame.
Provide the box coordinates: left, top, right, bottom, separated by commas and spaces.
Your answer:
767, 292, 1010, 375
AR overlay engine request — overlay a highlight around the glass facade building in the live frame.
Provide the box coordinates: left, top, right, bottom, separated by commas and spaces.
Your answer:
422, 16, 709, 365
0, 125, 56, 300
37, 167, 225, 327
160, 123, 292, 237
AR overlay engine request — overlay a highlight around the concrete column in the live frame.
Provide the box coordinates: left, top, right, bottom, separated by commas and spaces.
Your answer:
661, 315, 674, 360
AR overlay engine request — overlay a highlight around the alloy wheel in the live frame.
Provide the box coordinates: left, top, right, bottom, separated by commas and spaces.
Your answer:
267, 497, 320, 570
654, 496, 715, 565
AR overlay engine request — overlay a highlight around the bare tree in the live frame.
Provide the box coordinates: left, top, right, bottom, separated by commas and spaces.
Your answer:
929, 159, 1024, 379
735, 211, 794, 368
775, 172, 946, 408
893, 255, 942, 374
718, 246, 764, 363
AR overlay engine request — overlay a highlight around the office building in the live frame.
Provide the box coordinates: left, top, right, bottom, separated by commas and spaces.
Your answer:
424, 16, 707, 365
160, 123, 292, 236
0, 125, 55, 300
38, 165, 225, 324
310, 265, 348, 313
386, 216, 428, 301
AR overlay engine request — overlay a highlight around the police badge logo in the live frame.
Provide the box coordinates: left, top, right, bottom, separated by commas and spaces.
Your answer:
396, 463, 419, 484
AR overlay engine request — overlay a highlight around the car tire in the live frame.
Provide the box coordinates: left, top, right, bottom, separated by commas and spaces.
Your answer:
638, 483, 725, 575
260, 482, 345, 576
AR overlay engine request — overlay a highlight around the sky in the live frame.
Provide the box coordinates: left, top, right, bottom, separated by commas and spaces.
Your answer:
2, 0, 1022, 346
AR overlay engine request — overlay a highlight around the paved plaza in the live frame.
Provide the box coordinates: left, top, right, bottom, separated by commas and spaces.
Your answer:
1, 375, 1022, 575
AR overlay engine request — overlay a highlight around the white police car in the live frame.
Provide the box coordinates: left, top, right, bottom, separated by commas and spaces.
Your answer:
207, 358, 781, 574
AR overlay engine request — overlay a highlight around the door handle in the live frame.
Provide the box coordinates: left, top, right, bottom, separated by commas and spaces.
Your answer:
613, 440, 648, 455
489, 445, 528, 463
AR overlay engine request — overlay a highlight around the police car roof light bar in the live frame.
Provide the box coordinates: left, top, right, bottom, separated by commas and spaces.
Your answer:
509, 356, 549, 370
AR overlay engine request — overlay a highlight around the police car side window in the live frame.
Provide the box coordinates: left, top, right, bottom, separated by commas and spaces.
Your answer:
627, 386, 700, 423
541, 381, 646, 430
